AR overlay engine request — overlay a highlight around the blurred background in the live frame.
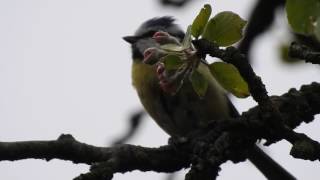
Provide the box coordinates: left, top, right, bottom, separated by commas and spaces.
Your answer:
0, 0, 319, 179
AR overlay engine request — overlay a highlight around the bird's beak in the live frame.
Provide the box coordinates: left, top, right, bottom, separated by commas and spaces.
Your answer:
123, 35, 138, 44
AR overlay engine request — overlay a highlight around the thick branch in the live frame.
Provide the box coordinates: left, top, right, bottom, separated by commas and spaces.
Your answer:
0, 134, 189, 172
193, 39, 320, 157
0, 82, 319, 179
0, 134, 110, 164
193, 39, 272, 105
193, 39, 285, 143
193, 39, 319, 144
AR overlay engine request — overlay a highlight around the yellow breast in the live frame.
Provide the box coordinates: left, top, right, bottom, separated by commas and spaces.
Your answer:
131, 60, 157, 90
131, 60, 230, 136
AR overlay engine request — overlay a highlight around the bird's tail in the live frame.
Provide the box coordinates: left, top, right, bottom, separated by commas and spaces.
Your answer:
226, 97, 295, 179
248, 145, 296, 180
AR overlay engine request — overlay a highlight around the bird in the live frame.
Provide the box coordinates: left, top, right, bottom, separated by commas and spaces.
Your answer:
123, 16, 295, 180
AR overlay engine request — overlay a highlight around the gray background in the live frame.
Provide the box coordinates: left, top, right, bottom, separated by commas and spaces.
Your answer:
0, 0, 319, 179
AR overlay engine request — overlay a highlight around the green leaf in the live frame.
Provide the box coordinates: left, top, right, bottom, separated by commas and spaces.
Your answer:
279, 44, 300, 64
191, 4, 212, 38
162, 55, 184, 70
286, 0, 320, 35
315, 17, 320, 41
209, 62, 249, 98
160, 44, 184, 52
203, 11, 247, 46
189, 70, 209, 97
182, 25, 192, 49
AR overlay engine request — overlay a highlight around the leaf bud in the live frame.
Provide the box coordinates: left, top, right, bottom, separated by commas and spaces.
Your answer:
152, 31, 181, 45
143, 47, 166, 65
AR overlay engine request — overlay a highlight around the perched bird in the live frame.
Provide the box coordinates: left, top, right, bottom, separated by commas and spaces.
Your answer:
124, 16, 295, 180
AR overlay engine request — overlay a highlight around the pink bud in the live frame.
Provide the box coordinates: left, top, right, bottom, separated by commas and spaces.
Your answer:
156, 63, 167, 82
152, 31, 180, 45
156, 63, 165, 75
152, 31, 170, 43
143, 47, 167, 65
143, 48, 154, 59
143, 48, 158, 65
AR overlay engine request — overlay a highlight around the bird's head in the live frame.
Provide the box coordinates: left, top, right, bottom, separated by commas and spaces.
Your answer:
123, 16, 185, 60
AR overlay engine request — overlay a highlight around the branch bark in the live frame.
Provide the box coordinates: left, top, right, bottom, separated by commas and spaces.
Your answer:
0, 82, 319, 180
0, 134, 189, 173
289, 42, 320, 65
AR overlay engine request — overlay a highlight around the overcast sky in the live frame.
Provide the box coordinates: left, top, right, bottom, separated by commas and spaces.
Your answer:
0, 0, 319, 180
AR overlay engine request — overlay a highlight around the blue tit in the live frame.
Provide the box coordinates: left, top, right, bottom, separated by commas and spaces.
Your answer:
124, 16, 295, 180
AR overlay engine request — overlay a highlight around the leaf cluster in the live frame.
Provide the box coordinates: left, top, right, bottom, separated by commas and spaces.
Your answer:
143, 4, 250, 98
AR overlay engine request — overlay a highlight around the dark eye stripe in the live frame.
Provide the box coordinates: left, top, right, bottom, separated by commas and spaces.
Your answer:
139, 31, 157, 38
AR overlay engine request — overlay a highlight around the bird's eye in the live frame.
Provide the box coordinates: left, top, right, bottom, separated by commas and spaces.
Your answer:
146, 31, 157, 37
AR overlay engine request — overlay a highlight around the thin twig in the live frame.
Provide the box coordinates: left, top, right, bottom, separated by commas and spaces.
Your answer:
289, 42, 320, 65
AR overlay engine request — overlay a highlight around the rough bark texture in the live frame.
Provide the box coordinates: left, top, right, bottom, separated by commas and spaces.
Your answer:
1, 81, 319, 180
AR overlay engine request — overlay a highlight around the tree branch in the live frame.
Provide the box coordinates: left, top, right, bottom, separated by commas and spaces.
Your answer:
289, 42, 320, 65
193, 39, 319, 145
193, 39, 284, 144
0, 82, 319, 179
0, 134, 189, 173
0, 134, 109, 164
192, 39, 320, 175
238, 0, 285, 54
